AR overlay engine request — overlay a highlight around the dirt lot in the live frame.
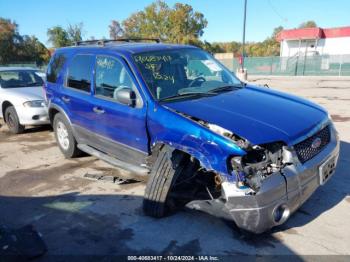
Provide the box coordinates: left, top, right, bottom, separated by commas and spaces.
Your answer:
0, 76, 349, 257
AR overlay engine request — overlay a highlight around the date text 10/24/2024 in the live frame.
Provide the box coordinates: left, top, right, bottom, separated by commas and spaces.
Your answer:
127, 256, 220, 261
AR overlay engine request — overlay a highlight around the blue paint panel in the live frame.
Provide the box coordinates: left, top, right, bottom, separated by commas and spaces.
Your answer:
45, 43, 329, 178
147, 102, 246, 174
163, 85, 327, 146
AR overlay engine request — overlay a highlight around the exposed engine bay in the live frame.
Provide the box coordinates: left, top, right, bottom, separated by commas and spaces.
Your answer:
229, 142, 287, 192
179, 112, 291, 193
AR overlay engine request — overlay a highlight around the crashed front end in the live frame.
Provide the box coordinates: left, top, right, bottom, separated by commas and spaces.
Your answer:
191, 119, 340, 233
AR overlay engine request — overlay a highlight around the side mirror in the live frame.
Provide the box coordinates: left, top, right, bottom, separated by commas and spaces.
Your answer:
115, 88, 136, 107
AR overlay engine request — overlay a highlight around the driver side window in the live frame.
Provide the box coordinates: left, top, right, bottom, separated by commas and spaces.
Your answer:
95, 56, 135, 99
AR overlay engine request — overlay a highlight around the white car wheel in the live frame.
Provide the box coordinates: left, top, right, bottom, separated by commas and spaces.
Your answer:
56, 121, 70, 151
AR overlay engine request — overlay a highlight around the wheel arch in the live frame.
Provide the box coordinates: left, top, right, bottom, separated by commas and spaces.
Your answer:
1, 101, 14, 122
149, 141, 213, 172
48, 104, 72, 126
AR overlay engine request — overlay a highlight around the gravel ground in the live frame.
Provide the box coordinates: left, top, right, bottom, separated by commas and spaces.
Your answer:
0, 76, 349, 258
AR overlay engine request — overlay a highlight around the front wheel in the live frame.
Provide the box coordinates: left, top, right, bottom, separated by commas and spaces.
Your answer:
5, 106, 25, 134
143, 146, 198, 217
53, 113, 82, 158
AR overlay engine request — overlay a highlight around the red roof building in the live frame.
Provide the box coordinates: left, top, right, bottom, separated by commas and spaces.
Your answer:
276, 26, 350, 57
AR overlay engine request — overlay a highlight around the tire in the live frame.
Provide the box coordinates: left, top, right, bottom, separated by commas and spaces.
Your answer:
143, 146, 197, 218
5, 106, 25, 134
53, 113, 82, 158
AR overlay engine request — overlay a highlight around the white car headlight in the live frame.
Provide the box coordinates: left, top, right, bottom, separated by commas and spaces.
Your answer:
23, 100, 45, 108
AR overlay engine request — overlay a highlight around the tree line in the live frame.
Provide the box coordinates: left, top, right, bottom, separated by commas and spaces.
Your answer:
0, 0, 318, 65
0, 18, 50, 65
204, 21, 317, 56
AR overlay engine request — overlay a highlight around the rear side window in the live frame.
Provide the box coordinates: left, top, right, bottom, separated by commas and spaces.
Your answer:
46, 53, 67, 83
66, 55, 94, 92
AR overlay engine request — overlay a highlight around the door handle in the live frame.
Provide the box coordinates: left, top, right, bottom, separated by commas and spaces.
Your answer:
93, 107, 105, 114
62, 96, 70, 103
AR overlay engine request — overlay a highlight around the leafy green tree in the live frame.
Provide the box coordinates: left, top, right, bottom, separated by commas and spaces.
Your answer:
20, 35, 50, 66
122, 0, 207, 44
0, 17, 49, 65
298, 20, 317, 29
272, 26, 284, 38
47, 23, 84, 47
47, 26, 71, 47
67, 23, 84, 43
0, 18, 19, 64
168, 3, 207, 44
201, 41, 222, 53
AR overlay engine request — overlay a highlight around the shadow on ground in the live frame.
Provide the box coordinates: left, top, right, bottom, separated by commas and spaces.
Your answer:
0, 124, 349, 256
0, 193, 298, 257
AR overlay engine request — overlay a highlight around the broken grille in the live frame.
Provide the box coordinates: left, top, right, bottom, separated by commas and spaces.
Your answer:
294, 125, 331, 164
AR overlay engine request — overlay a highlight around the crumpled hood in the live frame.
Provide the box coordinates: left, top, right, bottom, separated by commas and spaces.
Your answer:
164, 85, 328, 145
4, 86, 44, 101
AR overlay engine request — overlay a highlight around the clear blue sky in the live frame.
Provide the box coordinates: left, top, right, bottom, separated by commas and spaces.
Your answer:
1, 0, 349, 47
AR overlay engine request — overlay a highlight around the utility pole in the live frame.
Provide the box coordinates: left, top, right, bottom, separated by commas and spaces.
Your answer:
241, 0, 247, 71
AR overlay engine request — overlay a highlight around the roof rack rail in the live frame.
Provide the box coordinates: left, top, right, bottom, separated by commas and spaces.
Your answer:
74, 38, 161, 46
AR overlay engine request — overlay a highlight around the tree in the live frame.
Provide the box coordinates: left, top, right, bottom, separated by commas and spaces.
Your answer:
47, 23, 85, 47
20, 35, 50, 66
0, 17, 49, 65
168, 3, 207, 44
121, 0, 207, 44
109, 20, 124, 39
67, 23, 84, 43
272, 26, 284, 38
47, 26, 71, 47
298, 20, 317, 29
0, 18, 19, 64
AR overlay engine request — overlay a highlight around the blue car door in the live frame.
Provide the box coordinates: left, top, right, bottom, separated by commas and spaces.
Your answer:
59, 54, 96, 136
87, 54, 149, 164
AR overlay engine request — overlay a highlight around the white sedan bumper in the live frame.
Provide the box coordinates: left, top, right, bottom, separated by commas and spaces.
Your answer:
17, 105, 49, 125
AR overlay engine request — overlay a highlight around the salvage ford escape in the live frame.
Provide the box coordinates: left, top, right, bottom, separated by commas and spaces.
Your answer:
45, 39, 339, 233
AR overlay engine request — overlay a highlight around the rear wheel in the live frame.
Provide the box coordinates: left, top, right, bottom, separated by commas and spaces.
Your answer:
143, 146, 199, 217
53, 113, 82, 158
4, 106, 25, 134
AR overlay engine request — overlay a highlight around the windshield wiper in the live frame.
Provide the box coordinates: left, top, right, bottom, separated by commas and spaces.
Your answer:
159, 92, 216, 102
210, 84, 243, 93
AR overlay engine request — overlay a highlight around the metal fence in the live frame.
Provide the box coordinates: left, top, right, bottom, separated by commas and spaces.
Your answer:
218, 54, 350, 76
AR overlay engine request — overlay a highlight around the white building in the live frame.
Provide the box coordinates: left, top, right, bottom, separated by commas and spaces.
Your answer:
277, 26, 350, 57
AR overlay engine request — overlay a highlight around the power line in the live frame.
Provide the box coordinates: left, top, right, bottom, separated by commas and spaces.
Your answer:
267, 0, 288, 23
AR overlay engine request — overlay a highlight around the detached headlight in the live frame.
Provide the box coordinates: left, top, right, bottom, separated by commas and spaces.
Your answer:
207, 123, 251, 149
23, 100, 45, 108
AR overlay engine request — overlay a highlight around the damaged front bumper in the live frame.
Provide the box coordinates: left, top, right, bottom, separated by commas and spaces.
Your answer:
189, 125, 340, 233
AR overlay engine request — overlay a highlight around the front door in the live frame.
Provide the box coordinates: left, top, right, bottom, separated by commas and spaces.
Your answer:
88, 54, 149, 164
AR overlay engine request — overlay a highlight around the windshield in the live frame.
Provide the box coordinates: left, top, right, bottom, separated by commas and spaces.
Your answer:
133, 48, 242, 101
0, 70, 44, 88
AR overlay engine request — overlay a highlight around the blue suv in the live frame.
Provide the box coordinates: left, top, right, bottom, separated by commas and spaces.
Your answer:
45, 39, 339, 233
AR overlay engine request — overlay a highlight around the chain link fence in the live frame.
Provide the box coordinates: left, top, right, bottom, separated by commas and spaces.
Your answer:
217, 54, 350, 76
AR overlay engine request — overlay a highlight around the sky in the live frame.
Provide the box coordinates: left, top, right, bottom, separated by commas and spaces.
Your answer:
1, 0, 350, 46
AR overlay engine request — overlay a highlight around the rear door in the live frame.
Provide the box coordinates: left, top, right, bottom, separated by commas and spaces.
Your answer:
88, 54, 149, 164
60, 54, 96, 138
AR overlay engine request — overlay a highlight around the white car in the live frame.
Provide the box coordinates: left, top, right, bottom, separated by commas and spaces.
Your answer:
0, 67, 49, 134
